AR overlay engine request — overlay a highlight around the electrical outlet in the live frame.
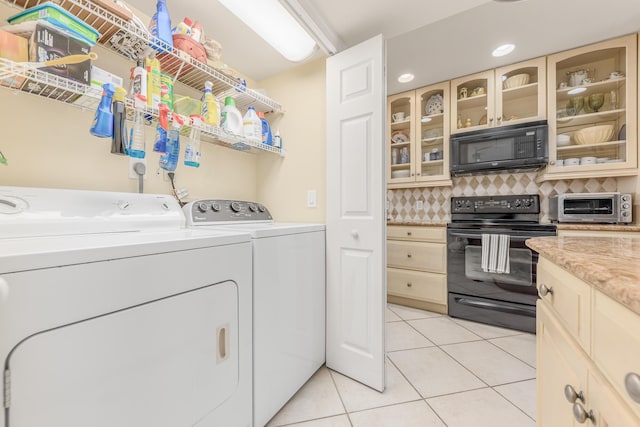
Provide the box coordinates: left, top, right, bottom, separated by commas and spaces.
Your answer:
128, 157, 147, 179
307, 190, 317, 208
416, 200, 424, 210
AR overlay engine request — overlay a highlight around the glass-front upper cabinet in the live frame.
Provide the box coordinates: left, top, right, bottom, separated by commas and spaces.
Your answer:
414, 82, 451, 185
450, 71, 494, 134
543, 34, 637, 181
450, 58, 546, 134
387, 90, 415, 185
495, 57, 546, 126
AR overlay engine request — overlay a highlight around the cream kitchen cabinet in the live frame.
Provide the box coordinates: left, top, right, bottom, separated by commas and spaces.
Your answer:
541, 33, 638, 181
387, 83, 452, 188
536, 257, 640, 426
450, 57, 546, 134
387, 225, 447, 314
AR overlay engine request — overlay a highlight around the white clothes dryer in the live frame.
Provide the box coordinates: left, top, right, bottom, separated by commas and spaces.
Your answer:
184, 200, 326, 427
0, 187, 253, 427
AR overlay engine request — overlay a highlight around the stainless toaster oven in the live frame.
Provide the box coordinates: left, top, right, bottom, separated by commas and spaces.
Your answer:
549, 192, 632, 224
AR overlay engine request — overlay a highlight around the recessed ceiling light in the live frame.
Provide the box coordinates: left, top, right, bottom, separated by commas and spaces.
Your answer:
398, 73, 415, 83
492, 44, 515, 57
568, 87, 587, 95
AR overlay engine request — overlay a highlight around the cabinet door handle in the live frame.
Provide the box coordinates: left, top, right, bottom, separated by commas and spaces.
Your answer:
407, 231, 412, 236
489, 117, 494, 122
497, 116, 502, 122
538, 283, 553, 297
572, 403, 595, 424
564, 384, 585, 403
625, 373, 640, 403
407, 253, 412, 258
406, 282, 412, 288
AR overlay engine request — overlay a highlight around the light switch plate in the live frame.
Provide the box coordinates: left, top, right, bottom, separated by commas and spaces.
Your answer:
307, 190, 317, 208
416, 200, 424, 210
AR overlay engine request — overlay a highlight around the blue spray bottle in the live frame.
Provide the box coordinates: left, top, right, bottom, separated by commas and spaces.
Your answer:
160, 114, 184, 171
90, 83, 115, 138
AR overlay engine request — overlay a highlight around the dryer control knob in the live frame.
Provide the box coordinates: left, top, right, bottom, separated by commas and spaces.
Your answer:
118, 201, 130, 210
197, 202, 208, 213
248, 204, 257, 212
211, 203, 221, 212
230, 202, 241, 213
257, 205, 265, 213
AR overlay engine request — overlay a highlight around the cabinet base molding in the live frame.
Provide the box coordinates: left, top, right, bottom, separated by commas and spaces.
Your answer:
387, 179, 453, 189
388, 295, 447, 314
536, 167, 638, 183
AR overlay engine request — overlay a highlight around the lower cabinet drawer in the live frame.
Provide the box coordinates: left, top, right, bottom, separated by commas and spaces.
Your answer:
387, 240, 446, 273
592, 291, 640, 419
537, 257, 591, 352
387, 225, 445, 242
387, 267, 447, 305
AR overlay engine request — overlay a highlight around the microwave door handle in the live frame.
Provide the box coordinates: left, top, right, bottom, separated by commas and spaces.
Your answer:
563, 207, 611, 212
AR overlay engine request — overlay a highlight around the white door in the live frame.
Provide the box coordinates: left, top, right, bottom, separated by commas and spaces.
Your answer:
325, 34, 386, 391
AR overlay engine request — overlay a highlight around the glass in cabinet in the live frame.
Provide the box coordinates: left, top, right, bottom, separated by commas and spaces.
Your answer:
544, 34, 637, 180
387, 83, 452, 188
450, 57, 546, 134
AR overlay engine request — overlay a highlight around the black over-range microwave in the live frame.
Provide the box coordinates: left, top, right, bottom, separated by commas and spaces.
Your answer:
450, 121, 548, 175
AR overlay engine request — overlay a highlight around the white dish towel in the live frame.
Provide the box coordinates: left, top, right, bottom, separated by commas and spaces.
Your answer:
481, 234, 511, 274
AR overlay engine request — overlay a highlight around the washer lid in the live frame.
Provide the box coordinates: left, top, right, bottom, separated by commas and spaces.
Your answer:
0, 186, 185, 238
212, 222, 326, 238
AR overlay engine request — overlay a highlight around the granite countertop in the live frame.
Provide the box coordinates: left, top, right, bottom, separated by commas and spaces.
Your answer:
555, 223, 640, 232
527, 236, 640, 315
387, 220, 448, 226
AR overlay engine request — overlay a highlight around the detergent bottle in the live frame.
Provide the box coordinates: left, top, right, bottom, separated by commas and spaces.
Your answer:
145, 53, 162, 109
201, 81, 219, 126
257, 111, 272, 146
220, 96, 243, 135
242, 106, 261, 142
149, 0, 173, 52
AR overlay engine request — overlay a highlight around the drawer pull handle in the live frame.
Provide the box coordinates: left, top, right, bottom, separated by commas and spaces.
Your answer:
407, 253, 412, 258
406, 282, 412, 288
572, 403, 595, 424
564, 384, 584, 403
625, 373, 640, 403
407, 231, 412, 236
538, 283, 553, 297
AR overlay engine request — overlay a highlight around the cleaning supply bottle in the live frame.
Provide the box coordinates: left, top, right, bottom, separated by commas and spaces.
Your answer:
129, 110, 146, 158
131, 59, 147, 108
201, 81, 219, 126
273, 128, 282, 149
149, 0, 173, 52
242, 106, 261, 142
221, 96, 243, 135
111, 86, 128, 155
184, 115, 202, 168
90, 83, 115, 138
160, 115, 183, 171
257, 111, 272, 146
145, 53, 161, 109
153, 103, 170, 153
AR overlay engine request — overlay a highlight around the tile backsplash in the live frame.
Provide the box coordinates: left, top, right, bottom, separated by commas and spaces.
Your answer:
387, 172, 619, 223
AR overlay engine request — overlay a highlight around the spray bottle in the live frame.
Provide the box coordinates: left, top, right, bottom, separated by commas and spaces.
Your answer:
131, 59, 147, 108
201, 81, 219, 126
153, 103, 170, 153
129, 110, 146, 159
90, 83, 115, 138
111, 86, 128, 155
145, 53, 162, 109
184, 115, 202, 168
160, 114, 184, 171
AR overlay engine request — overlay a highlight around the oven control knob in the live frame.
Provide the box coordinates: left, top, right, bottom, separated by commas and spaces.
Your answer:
230, 202, 241, 213
248, 204, 257, 212
197, 202, 209, 213
622, 211, 630, 217
211, 203, 221, 212
514, 199, 521, 207
623, 203, 631, 209
524, 199, 532, 207
465, 201, 471, 208
622, 195, 631, 202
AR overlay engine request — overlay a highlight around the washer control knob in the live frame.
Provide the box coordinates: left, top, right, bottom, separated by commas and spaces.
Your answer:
230, 202, 241, 213
197, 202, 208, 213
248, 204, 257, 212
118, 201, 130, 210
257, 205, 265, 213
211, 203, 221, 212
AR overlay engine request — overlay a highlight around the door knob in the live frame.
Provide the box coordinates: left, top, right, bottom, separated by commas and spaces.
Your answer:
539, 283, 553, 297
625, 372, 640, 403
572, 403, 595, 424
351, 229, 359, 238
564, 384, 584, 403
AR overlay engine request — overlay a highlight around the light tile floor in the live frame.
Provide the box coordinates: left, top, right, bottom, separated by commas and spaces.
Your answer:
266, 304, 536, 427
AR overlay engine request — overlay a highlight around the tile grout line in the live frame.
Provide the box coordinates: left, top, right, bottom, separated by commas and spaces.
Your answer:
327, 367, 355, 427
485, 336, 537, 369
492, 383, 537, 423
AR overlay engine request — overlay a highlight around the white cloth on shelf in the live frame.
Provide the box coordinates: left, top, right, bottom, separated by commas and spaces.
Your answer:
481, 233, 511, 274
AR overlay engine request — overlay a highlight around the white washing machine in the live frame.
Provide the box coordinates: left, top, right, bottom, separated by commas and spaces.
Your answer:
0, 187, 253, 427
184, 199, 326, 427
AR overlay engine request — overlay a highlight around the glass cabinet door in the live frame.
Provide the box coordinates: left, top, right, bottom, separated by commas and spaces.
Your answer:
415, 82, 450, 182
387, 90, 415, 184
496, 57, 546, 127
450, 71, 494, 134
546, 34, 637, 179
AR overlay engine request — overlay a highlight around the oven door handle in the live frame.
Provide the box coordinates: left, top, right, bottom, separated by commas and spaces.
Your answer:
448, 232, 531, 242
454, 297, 536, 317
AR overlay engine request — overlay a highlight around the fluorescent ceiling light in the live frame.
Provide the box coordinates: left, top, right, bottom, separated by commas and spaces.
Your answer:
568, 87, 587, 95
280, 0, 340, 55
398, 73, 415, 83
218, 0, 316, 62
492, 43, 515, 57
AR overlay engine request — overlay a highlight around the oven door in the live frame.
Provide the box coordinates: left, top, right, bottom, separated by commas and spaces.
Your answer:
446, 226, 555, 332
